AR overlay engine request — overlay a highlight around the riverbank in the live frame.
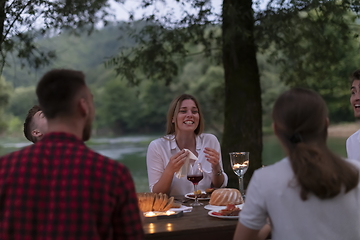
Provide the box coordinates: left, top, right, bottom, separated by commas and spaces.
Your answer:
328, 122, 359, 138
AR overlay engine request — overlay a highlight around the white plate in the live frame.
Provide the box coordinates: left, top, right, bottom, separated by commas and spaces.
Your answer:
185, 192, 210, 200
169, 205, 193, 212
208, 210, 239, 219
204, 204, 244, 211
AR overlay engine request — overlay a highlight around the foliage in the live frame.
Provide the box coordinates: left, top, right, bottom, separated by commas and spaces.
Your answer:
0, 0, 128, 136
255, 3, 360, 123
6, 86, 37, 119
95, 75, 175, 134
173, 56, 225, 136
104, 0, 360, 188
106, 1, 221, 86
2, 19, 359, 138
3, 114, 22, 135
3, 23, 129, 88
257, 52, 289, 128
0, 0, 125, 75
96, 78, 143, 134
0, 76, 10, 133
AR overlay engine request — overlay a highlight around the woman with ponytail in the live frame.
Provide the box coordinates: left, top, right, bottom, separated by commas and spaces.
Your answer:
233, 88, 360, 240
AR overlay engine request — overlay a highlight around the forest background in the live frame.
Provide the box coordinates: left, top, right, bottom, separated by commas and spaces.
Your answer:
0, 20, 358, 137
0, 0, 360, 190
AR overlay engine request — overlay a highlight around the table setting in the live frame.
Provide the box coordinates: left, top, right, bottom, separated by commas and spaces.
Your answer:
141, 151, 251, 240
142, 191, 243, 240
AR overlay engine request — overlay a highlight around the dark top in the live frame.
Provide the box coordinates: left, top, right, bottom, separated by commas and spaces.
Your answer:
0, 132, 144, 240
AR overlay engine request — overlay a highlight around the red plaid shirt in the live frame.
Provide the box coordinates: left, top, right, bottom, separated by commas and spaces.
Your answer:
0, 132, 144, 240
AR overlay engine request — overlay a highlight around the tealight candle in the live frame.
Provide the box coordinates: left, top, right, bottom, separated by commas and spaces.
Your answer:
144, 212, 156, 217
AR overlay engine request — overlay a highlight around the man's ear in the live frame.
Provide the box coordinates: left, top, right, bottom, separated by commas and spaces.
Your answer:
325, 117, 329, 128
32, 129, 43, 138
79, 98, 89, 117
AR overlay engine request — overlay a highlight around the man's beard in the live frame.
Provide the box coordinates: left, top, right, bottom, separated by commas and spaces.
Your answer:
82, 118, 92, 141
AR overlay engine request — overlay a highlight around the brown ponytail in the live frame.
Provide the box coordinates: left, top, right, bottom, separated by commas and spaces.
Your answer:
273, 88, 359, 200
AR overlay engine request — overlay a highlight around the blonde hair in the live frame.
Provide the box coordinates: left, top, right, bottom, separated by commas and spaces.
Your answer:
166, 94, 204, 135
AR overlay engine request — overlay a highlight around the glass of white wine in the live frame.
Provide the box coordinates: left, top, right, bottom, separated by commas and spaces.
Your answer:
229, 152, 249, 199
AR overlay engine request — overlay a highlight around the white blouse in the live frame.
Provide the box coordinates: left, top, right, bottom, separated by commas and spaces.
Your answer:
240, 157, 360, 240
146, 133, 228, 196
346, 129, 360, 161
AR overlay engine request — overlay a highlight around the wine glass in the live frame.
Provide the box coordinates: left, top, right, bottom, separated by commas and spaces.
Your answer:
229, 152, 249, 199
187, 162, 204, 206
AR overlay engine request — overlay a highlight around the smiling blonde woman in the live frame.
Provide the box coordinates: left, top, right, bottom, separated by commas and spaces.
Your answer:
146, 94, 228, 196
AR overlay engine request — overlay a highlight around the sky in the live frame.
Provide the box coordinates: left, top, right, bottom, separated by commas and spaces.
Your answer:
109, 0, 224, 21
109, 0, 268, 22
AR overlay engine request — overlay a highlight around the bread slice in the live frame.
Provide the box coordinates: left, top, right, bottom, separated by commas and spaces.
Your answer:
137, 192, 176, 212
153, 193, 163, 211
158, 194, 169, 211
147, 193, 156, 211
136, 193, 146, 212
162, 196, 174, 211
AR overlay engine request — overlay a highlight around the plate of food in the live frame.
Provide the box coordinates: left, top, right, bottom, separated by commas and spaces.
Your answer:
185, 191, 210, 200
204, 203, 244, 211
185, 188, 215, 200
207, 204, 241, 219
208, 211, 239, 219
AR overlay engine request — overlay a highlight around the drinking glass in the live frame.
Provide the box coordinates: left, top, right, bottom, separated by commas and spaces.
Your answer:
187, 162, 204, 206
229, 152, 249, 199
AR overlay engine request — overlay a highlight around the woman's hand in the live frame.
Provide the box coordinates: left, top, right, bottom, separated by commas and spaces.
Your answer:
152, 150, 189, 194
166, 149, 189, 174
204, 147, 221, 170
205, 147, 224, 188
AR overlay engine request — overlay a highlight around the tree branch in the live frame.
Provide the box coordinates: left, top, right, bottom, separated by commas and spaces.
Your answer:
3, 0, 32, 40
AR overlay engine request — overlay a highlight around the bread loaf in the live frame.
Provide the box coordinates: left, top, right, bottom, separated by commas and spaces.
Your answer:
137, 192, 174, 212
209, 188, 243, 206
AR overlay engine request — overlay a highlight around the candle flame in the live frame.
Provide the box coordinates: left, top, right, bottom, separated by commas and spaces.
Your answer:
144, 210, 177, 217
234, 161, 249, 168
144, 212, 156, 217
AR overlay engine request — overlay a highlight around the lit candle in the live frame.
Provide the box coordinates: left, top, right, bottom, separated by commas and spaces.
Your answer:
144, 212, 156, 217
234, 161, 249, 168
165, 211, 175, 215
234, 163, 241, 168
144, 211, 177, 217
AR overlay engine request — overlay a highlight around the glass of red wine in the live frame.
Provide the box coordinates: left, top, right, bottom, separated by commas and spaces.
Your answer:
187, 162, 204, 206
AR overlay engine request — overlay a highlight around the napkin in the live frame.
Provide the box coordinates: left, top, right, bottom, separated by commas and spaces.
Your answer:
170, 205, 193, 213
175, 149, 198, 179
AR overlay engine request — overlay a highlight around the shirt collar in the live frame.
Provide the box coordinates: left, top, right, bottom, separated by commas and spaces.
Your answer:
168, 134, 202, 151
40, 132, 85, 145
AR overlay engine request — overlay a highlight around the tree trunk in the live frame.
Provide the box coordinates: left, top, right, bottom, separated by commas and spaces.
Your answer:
221, 0, 262, 189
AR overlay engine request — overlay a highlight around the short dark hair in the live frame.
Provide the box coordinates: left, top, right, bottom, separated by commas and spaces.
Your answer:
351, 69, 360, 83
23, 105, 42, 143
36, 69, 86, 119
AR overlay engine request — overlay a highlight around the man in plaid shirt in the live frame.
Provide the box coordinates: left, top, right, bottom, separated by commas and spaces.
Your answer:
0, 69, 144, 239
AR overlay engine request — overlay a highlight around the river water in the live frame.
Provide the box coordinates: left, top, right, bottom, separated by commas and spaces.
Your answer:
0, 135, 348, 193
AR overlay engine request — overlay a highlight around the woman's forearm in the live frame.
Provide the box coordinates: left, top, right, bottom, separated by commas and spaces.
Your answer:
152, 168, 174, 194
212, 169, 225, 188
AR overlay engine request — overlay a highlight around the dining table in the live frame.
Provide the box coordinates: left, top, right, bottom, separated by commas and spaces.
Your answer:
143, 195, 239, 240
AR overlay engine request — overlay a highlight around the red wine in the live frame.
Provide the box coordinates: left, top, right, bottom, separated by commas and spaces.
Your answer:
187, 175, 203, 185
